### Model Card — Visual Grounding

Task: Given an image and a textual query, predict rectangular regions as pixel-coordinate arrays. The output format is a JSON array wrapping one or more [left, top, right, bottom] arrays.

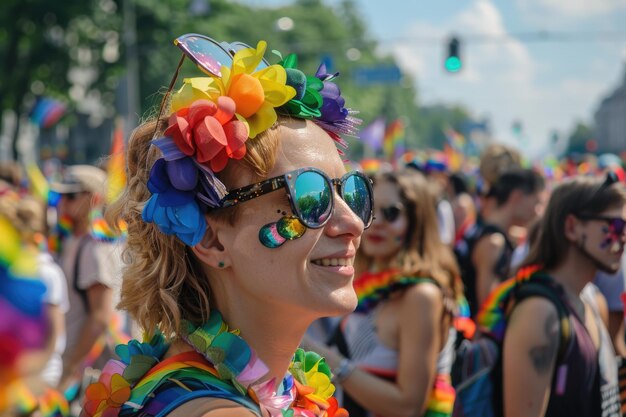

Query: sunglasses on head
[[376, 204, 404, 223], [577, 214, 626, 238], [154, 34, 269, 137], [218, 167, 374, 229]]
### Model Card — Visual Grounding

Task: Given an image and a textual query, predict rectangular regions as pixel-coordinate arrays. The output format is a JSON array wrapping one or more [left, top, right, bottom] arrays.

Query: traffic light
[[444, 37, 462, 73]]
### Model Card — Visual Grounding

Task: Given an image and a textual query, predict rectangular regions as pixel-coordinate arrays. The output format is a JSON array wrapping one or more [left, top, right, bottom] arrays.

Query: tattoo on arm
[[528, 312, 559, 374]]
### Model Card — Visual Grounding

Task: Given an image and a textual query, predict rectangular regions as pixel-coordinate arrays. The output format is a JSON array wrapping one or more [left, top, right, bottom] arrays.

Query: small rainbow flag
[[29, 97, 66, 129], [444, 127, 466, 151], [107, 119, 126, 204], [383, 119, 405, 161]]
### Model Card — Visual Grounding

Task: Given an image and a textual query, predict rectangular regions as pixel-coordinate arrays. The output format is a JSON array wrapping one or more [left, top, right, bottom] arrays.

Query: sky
[[240, 0, 626, 157]]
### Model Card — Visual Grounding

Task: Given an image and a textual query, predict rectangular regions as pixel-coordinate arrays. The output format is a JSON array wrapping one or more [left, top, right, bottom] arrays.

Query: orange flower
[[83, 373, 130, 417]]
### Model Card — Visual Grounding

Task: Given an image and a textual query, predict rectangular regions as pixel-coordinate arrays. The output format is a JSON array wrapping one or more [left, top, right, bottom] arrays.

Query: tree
[[565, 121, 593, 154]]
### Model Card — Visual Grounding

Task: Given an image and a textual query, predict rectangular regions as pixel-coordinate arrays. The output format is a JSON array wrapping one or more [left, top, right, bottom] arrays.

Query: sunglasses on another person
[[372, 203, 404, 223], [154, 33, 269, 135], [576, 214, 626, 239], [218, 167, 374, 230]]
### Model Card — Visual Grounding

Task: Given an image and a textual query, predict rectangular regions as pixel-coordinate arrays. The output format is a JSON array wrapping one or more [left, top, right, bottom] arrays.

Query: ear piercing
[[218, 261, 225, 268]]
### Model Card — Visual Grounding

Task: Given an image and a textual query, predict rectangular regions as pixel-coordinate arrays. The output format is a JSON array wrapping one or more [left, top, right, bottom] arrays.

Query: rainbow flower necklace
[[82, 310, 347, 417]]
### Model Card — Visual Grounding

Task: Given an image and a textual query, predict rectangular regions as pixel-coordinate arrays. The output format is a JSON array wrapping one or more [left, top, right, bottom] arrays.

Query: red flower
[[164, 97, 249, 172]]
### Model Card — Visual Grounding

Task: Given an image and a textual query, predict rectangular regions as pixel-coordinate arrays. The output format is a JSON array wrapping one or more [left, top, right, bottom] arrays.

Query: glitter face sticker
[[259, 216, 307, 248]]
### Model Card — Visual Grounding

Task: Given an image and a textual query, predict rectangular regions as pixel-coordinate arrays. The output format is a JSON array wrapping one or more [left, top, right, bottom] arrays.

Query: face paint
[[259, 216, 307, 248]]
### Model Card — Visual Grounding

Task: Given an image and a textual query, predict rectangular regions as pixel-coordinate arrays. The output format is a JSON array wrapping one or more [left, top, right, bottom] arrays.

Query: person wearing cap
[[52, 165, 124, 393]]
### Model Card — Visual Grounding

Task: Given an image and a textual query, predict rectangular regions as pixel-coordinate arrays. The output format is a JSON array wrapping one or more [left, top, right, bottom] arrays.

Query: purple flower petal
[[166, 158, 198, 191], [147, 159, 169, 193], [152, 137, 186, 161]]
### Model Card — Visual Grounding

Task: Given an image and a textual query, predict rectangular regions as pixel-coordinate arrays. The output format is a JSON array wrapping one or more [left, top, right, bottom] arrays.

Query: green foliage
[[0, 0, 473, 160], [565, 120, 593, 154]]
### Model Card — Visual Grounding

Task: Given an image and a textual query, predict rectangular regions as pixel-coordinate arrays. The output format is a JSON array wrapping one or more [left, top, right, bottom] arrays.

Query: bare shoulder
[[401, 281, 443, 313], [166, 398, 258, 417], [472, 232, 505, 262]]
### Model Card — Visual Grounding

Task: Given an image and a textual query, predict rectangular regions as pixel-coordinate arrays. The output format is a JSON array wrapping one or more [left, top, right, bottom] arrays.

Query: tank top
[[543, 282, 620, 417], [338, 281, 456, 417], [454, 223, 514, 317]]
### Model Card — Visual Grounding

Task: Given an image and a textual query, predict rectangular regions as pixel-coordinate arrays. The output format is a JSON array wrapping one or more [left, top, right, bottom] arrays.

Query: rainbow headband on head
[[142, 34, 361, 246]]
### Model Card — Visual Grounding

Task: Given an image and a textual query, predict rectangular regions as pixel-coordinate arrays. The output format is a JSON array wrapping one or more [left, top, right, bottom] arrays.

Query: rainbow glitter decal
[[259, 223, 286, 248], [258, 216, 306, 248], [277, 216, 306, 239]]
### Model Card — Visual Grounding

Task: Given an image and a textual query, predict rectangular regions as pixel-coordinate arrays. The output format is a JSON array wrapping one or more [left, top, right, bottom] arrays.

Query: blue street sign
[[352, 65, 402, 85]]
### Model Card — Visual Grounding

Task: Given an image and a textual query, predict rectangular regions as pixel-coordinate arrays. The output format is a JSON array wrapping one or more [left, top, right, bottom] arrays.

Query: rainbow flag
[[29, 97, 66, 129], [26, 163, 49, 202], [383, 119, 405, 161], [444, 127, 465, 151], [107, 119, 126, 204]]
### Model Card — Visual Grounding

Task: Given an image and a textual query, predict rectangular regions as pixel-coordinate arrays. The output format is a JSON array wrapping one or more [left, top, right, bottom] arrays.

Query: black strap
[[72, 236, 90, 313], [510, 278, 572, 363]]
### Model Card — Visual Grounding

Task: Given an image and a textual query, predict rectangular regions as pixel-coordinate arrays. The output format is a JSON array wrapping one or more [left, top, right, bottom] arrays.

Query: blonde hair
[[479, 143, 522, 188], [357, 170, 462, 300], [0, 193, 46, 245], [106, 117, 281, 337]]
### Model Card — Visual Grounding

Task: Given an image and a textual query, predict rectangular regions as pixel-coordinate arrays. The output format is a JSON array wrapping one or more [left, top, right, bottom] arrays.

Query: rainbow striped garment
[[352, 269, 459, 417]]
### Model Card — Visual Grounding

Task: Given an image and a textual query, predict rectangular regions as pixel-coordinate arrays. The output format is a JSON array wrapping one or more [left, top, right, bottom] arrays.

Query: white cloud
[[517, 0, 626, 18], [388, 0, 549, 156]]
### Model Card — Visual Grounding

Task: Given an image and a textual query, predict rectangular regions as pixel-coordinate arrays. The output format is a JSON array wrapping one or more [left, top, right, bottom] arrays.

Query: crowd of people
[[0, 32, 625, 417]]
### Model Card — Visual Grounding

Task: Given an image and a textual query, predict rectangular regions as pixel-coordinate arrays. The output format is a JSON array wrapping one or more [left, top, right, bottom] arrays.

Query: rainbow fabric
[[30, 97, 66, 129], [383, 119, 405, 161], [476, 264, 542, 341], [353, 269, 433, 313], [107, 119, 126, 204], [89, 209, 127, 242], [424, 374, 456, 417]]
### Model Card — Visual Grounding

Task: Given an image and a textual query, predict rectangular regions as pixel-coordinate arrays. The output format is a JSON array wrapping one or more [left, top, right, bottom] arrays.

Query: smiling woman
[[81, 33, 370, 417]]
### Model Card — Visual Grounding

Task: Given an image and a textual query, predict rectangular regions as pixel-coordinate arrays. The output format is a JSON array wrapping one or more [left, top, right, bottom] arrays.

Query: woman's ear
[[191, 218, 232, 270], [563, 213, 580, 243]]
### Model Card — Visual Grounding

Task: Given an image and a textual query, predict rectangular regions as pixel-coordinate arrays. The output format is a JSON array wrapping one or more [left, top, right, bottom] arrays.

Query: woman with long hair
[[499, 173, 625, 417], [80, 34, 373, 417], [304, 169, 462, 417]]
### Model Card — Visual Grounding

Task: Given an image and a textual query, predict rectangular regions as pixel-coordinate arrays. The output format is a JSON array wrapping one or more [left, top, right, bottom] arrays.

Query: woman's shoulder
[[166, 397, 259, 417], [399, 278, 443, 310]]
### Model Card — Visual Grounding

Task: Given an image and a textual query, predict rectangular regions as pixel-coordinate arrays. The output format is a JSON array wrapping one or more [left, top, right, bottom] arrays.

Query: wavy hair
[[106, 116, 281, 338]]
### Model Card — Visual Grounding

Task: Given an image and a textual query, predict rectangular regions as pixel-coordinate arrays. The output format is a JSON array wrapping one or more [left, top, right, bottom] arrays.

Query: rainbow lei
[[81, 310, 347, 417]]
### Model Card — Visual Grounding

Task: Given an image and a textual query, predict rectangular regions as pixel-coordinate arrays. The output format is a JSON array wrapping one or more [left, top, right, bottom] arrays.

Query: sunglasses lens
[[381, 206, 401, 223], [610, 219, 626, 237], [175, 34, 235, 77], [223, 41, 270, 72], [294, 171, 332, 228], [343, 173, 373, 226]]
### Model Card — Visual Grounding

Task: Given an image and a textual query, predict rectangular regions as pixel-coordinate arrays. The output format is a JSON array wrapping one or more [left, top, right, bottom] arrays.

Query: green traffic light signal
[[445, 56, 462, 72], [445, 36, 462, 73]]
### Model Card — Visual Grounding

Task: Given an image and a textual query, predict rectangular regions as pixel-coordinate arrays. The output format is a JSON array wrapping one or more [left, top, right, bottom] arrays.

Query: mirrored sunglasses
[[218, 167, 374, 229]]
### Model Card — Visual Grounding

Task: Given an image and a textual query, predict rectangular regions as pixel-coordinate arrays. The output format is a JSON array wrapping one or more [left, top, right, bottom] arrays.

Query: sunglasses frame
[[576, 214, 626, 237], [218, 167, 374, 229], [153, 33, 270, 138]]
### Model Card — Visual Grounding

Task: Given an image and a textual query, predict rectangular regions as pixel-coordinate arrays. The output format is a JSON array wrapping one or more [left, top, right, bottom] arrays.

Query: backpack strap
[[72, 236, 90, 312], [508, 279, 572, 363]]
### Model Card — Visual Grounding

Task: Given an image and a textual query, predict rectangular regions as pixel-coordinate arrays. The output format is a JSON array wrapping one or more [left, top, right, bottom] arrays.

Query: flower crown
[[143, 39, 361, 246]]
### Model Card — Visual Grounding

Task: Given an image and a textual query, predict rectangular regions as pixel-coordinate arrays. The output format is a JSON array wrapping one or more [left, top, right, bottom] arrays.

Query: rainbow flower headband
[[142, 34, 361, 246]]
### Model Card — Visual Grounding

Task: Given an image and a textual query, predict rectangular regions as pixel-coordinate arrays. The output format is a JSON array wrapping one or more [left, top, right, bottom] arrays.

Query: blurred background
[[1, 0, 625, 168]]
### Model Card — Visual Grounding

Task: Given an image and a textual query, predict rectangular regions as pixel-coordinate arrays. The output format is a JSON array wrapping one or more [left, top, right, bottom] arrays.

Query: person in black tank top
[[501, 172, 626, 417], [455, 169, 544, 317]]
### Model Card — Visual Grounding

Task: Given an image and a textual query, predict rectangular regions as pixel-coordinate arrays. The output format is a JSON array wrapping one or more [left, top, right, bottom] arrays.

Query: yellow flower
[[171, 77, 222, 112], [219, 41, 296, 138], [304, 360, 335, 401]]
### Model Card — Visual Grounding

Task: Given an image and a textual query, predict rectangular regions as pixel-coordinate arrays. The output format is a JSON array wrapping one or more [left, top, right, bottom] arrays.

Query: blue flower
[[142, 157, 206, 246]]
